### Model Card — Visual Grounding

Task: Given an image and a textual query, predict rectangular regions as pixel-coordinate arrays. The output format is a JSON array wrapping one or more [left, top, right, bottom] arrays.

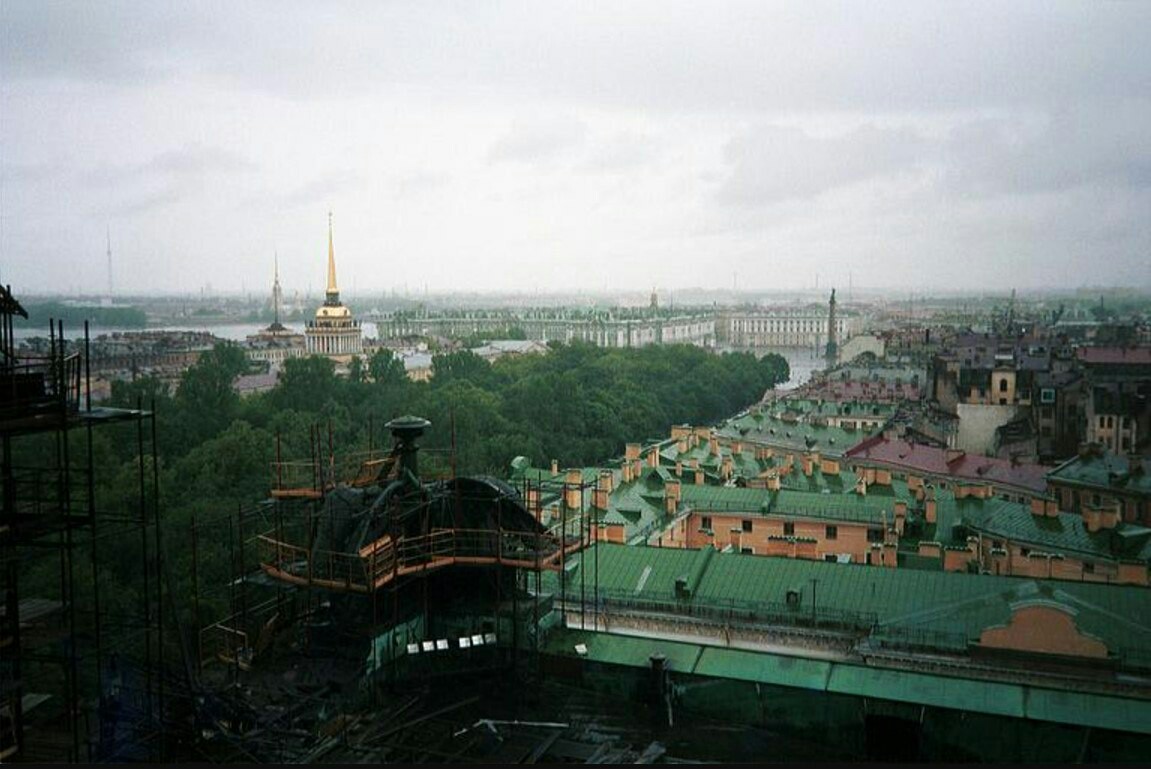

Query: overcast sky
[[2, 1, 1149, 297]]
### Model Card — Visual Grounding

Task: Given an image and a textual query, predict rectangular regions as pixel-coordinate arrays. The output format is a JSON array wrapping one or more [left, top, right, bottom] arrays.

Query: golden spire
[[326, 211, 338, 295]]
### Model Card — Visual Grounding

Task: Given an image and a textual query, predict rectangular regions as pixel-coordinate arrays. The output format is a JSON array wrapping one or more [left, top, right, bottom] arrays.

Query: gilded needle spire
[[326, 211, 338, 297]]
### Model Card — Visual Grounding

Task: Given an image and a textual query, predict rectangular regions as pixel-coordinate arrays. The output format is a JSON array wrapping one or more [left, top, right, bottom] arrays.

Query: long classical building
[[380, 307, 715, 348], [377, 293, 863, 352], [717, 304, 857, 351], [305, 214, 363, 359]]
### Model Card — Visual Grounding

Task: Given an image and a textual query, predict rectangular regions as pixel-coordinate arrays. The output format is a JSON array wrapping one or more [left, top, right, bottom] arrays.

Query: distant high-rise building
[[305, 213, 362, 358]]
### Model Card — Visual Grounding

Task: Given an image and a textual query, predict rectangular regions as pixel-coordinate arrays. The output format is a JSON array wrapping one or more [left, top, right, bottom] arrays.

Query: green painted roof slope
[[570, 544, 1151, 656], [1048, 451, 1151, 496], [545, 628, 1151, 735], [955, 496, 1151, 562]]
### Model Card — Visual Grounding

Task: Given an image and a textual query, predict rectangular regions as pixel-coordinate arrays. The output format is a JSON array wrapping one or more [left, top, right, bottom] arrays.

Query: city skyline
[[3, 1, 1150, 294]]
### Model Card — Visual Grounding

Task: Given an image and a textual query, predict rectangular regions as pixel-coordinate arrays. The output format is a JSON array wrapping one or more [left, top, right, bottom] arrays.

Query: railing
[[869, 625, 970, 654], [565, 586, 878, 633], [0, 465, 93, 521], [0, 352, 82, 420], [198, 597, 284, 668], [258, 526, 579, 592], [269, 459, 325, 498]]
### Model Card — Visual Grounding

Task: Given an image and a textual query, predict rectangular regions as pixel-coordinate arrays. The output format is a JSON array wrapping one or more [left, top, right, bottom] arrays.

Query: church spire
[[272, 251, 283, 327], [326, 211, 338, 298]]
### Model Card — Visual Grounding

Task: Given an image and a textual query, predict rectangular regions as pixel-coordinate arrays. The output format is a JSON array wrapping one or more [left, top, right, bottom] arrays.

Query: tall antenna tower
[[106, 225, 113, 297]]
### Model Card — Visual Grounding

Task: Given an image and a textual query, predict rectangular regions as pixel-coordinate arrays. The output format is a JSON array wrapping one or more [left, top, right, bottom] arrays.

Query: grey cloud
[[940, 106, 1151, 198], [717, 101, 1151, 210], [2, 0, 230, 84], [4, 2, 1150, 293], [276, 171, 365, 209], [86, 144, 255, 186], [581, 132, 659, 173], [717, 124, 926, 205], [7, 3, 1150, 116], [487, 116, 587, 164], [104, 186, 185, 217], [3, 161, 62, 184], [396, 171, 451, 197]]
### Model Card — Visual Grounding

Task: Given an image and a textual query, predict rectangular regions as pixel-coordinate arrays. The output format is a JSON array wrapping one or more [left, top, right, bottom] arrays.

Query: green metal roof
[[678, 483, 899, 526], [545, 627, 1151, 734], [826, 665, 1025, 718], [695, 647, 833, 690], [679, 484, 772, 513], [716, 412, 872, 459], [955, 496, 1151, 562], [1048, 451, 1151, 497], [773, 398, 899, 419], [573, 544, 1151, 655], [773, 489, 894, 525], [542, 629, 704, 672], [581, 544, 712, 598]]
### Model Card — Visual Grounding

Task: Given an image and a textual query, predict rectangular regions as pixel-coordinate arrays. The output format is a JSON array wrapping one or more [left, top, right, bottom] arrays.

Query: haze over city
[[3, 1, 1150, 296]]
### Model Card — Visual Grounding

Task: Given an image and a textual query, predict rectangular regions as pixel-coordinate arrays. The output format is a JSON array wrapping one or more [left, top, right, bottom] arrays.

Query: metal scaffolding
[[1, 282, 167, 762]]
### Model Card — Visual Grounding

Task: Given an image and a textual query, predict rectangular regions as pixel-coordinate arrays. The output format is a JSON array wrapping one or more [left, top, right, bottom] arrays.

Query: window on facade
[[783, 521, 795, 536], [999, 379, 1008, 392], [741, 547, 754, 555], [825, 525, 838, 540], [742, 519, 753, 533], [701, 516, 712, 530], [824, 554, 837, 562], [1084, 562, 1095, 574], [867, 528, 884, 543], [1020, 547, 1031, 557]]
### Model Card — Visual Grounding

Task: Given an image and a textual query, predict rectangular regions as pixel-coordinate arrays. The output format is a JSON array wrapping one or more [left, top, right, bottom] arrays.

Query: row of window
[[1096, 414, 1128, 430], [700, 515, 848, 541]]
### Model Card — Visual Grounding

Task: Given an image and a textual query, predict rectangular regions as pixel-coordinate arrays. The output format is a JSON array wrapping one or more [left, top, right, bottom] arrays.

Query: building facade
[[305, 214, 362, 359], [718, 301, 856, 351]]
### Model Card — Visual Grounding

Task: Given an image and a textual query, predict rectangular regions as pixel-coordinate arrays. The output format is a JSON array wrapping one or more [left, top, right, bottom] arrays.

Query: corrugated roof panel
[[695, 647, 832, 690], [576, 545, 1151, 654], [827, 666, 1025, 718], [1024, 687, 1151, 735]]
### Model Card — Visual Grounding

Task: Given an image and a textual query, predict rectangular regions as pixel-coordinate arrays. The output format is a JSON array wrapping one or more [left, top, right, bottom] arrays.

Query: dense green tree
[[171, 342, 247, 446], [431, 349, 492, 387], [59, 341, 789, 636], [270, 356, 339, 412], [368, 348, 407, 385], [347, 355, 365, 383]]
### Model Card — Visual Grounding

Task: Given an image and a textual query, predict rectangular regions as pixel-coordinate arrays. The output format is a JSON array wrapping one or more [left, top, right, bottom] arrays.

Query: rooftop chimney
[[385, 415, 431, 483]]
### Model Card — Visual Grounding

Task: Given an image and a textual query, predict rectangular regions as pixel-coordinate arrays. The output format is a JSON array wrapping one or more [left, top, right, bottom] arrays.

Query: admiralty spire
[[305, 212, 363, 359]]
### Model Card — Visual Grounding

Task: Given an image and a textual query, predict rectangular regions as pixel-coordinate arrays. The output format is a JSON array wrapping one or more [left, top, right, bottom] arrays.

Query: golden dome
[[316, 304, 352, 320]]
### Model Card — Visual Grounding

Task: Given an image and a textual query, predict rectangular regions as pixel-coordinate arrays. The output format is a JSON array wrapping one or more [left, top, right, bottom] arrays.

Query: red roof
[[844, 437, 1049, 494], [1076, 346, 1151, 365]]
